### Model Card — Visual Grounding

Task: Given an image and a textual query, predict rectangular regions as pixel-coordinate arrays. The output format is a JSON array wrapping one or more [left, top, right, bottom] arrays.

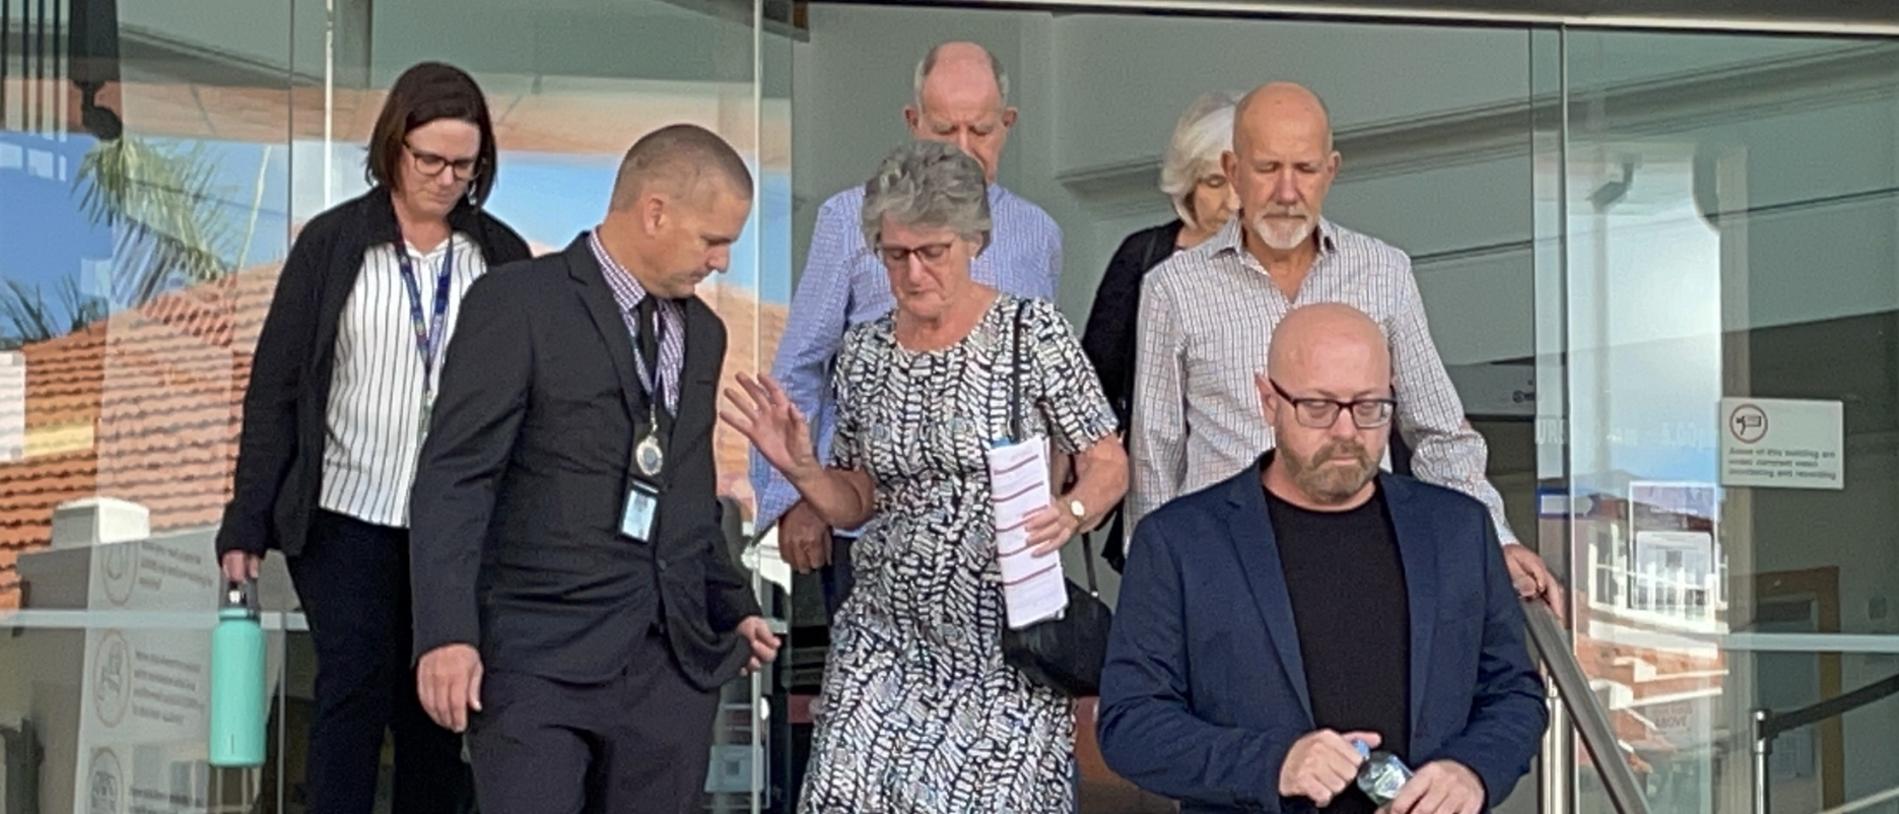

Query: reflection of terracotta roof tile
[[0, 257, 785, 609], [0, 267, 272, 603]]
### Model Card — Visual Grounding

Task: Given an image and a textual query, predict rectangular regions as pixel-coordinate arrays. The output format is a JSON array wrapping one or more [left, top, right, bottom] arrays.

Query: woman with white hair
[[1080, 91, 1239, 571], [724, 140, 1127, 811]]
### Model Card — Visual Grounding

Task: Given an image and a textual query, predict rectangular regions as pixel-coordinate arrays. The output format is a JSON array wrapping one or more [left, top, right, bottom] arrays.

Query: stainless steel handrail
[[1522, 599, 1652, 814]]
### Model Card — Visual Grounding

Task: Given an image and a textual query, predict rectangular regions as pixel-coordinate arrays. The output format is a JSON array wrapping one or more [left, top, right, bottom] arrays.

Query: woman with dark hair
[[215, 61, 529, 814]]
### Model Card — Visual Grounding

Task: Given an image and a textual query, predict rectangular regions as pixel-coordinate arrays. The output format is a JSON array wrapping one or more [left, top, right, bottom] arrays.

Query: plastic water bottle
[[1354, 738, 1414, 805], [209, 580, 266, 767]]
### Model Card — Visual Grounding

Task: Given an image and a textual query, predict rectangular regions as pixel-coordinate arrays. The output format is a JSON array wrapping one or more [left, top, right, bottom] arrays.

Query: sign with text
[[1718, 398, 1843, 490], [74, 535, 220, 814]]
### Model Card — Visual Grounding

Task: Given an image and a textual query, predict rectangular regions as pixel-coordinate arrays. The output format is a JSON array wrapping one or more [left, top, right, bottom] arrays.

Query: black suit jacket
[[216, 189, 530, 560], [409, 236, 760, 690]]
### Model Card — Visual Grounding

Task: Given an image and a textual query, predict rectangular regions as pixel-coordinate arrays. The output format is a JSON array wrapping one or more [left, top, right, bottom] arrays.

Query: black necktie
[[634, 296, 663, 405]]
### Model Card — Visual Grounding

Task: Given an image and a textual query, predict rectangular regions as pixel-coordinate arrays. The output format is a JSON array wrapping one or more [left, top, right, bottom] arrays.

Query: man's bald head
[[1235, 82, 1332, 153], [1268, 303, 1388, 385], [907, 41, 1016, 184], [609, 123, 754, 211], [915, 41, 1009, 108]]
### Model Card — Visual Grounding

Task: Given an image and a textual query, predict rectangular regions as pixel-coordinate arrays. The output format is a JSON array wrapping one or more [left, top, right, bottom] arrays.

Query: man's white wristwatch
[[1066, 498, 1087, 524]]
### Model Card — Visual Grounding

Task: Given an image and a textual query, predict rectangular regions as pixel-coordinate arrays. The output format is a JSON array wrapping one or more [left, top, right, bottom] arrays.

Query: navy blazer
[[1098, 459, 1547, 813]]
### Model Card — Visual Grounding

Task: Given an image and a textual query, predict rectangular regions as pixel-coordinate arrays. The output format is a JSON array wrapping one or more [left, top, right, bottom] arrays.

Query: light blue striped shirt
[[751, 183, 1063, 530]]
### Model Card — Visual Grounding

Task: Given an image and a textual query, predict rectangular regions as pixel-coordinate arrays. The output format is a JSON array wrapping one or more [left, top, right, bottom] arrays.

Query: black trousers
[[287, 510, 470, 814], [466, 630, 721, 813]]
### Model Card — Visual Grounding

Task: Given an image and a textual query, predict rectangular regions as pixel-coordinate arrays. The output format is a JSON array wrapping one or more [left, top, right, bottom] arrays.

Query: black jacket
[[216, 189, 531, 560], [408, 236, 760, 690], [1079, 220, 1183, 571], [1081, 220, 1183, 432]]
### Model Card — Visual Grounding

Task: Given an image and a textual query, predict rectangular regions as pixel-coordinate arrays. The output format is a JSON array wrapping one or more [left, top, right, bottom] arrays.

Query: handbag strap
[[1080, 529, 1101, 597], [1007, 298, 1101, 598], [1008, 298, 1029, 441]]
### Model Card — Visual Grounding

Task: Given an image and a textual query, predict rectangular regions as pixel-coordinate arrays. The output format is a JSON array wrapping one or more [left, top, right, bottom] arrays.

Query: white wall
[[1047, 16, 1530, 174], [791, 8, 1897, 364]]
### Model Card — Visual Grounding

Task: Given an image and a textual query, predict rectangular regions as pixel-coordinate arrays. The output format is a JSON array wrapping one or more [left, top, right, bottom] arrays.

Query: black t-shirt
[[1266, 484, 1411, 814]]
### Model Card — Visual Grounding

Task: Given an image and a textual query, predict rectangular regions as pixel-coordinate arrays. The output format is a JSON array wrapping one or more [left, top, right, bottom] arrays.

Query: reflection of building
[[0, 262, 785, 609], [1556, 488, 1730, 780]]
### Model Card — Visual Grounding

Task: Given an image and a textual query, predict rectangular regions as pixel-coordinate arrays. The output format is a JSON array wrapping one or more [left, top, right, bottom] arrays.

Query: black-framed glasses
[[1269, 379, 1395, 429], [405, 141, 480, 180], [876, 241, 954, 268]]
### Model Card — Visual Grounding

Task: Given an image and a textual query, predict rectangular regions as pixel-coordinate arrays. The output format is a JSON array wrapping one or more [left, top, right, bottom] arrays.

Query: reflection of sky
[[1569, 172, 1723, 490], [0, 132, 293, 308], [1, 132, 111, 291], [0, 133, 790, 323]]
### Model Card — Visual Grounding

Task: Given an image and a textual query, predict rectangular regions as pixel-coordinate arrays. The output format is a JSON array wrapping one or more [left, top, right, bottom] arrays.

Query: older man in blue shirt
[[751, 40, 1063, 616]]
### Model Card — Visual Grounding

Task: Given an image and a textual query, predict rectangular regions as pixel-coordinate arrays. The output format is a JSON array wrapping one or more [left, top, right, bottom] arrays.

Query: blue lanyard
[[395, 239, 454, 392]]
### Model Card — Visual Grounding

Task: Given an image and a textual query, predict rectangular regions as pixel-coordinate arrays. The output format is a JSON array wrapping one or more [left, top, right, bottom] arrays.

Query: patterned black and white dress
[[799, 294, 1118, 813]]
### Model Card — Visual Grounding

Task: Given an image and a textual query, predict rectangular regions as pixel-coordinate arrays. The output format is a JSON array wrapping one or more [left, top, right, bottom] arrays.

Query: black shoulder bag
[[999, 300, 1116, 698]]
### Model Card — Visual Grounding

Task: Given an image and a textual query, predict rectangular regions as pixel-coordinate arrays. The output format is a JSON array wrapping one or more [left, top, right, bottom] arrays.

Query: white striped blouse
[[318, 232, 487, 528]]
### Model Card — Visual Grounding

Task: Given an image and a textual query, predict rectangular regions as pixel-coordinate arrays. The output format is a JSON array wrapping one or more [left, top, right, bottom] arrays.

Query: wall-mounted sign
[[1718, 398, 1843, 490]]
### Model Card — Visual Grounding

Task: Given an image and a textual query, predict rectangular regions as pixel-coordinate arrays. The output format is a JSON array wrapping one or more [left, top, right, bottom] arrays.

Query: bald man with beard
[[1100, 304, 1547, 814]]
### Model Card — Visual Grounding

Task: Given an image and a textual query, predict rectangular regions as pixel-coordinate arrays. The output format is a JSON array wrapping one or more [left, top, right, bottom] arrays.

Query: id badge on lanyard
[[396, 241, 454, 449], [620, 478, 661, 542], [622, 327, 668, 543], [621, 402, 667, 543]]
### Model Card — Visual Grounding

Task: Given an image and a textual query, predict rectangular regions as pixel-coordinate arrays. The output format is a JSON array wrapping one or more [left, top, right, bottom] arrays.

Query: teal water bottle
[[1354, 738, 1414, 805], [209, 579, 266, 767]]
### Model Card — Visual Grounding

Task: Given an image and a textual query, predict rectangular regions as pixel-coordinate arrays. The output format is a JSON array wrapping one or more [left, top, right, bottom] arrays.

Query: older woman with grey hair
[[725, 140, 1126, 812], [1080, 90, 1239, 571]]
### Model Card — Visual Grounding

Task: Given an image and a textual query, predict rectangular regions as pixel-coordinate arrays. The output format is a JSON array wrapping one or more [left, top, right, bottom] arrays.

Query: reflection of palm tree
[[1, 137, 259, 349], [74, 136, 233, 306], [0, 277, 108, 350]]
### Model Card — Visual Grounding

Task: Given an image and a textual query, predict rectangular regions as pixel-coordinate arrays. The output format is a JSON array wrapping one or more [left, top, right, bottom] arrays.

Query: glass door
[[1546, 27, 1899, 814], [0, 1, 783, 810]]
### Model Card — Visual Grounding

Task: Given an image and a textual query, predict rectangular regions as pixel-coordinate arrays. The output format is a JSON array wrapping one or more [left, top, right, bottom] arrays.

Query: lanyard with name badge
[[619, 297, 674, 543], [395, 239, 454, 449]]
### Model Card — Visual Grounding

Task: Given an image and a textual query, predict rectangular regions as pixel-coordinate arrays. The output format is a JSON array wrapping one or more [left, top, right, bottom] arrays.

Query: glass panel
[[1526, 27, 1568, 814], [0, 595, 298, 814], [1, 0, 301, 809], [2, 1, 777, 811], [1560, 28, 1899, 814], [755, 5, 797, 812]]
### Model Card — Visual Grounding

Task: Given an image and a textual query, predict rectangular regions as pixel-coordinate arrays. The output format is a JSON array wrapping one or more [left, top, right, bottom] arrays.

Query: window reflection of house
[[1555, 484, 1730, 787]]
